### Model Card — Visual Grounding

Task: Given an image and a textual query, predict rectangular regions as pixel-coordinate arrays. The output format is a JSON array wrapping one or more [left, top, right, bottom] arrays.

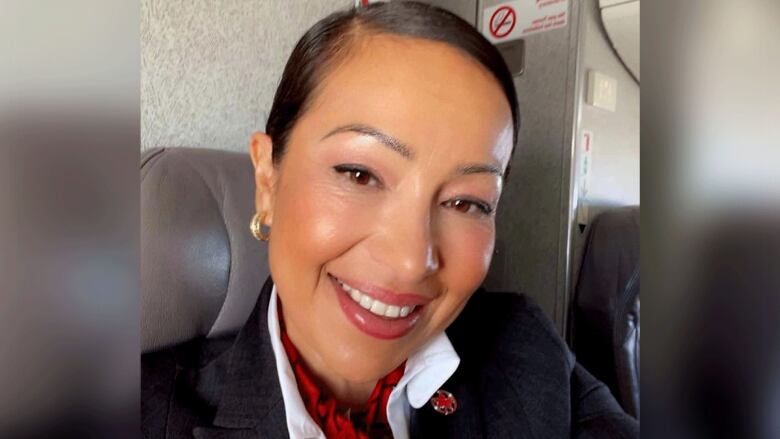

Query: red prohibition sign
[[489, 6, 516, 39]]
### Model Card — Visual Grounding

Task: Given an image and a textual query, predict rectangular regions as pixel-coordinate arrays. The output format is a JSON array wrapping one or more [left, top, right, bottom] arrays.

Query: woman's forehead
[[317, 35, 507, 112], [299, 34, 514, 165]]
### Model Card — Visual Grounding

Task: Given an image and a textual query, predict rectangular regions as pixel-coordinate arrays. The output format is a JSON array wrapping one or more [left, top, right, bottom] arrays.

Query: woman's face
[[252, 35, 514, 385]]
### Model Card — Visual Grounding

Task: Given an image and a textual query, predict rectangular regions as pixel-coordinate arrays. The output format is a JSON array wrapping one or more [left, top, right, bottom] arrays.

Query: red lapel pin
[[430, 389, 457, 415]]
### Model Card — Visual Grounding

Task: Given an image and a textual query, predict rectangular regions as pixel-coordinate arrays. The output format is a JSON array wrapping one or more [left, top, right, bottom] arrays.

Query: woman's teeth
[[337, 279, 416, 319]]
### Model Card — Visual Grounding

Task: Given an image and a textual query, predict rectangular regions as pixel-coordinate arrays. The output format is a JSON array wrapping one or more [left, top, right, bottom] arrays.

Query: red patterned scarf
[[279, 315, 405, 438]]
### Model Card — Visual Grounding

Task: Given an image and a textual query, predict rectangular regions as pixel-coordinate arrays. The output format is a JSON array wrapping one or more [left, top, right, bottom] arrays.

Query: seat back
[[141, 147, 268, 353], [570, 206, 640, 418]]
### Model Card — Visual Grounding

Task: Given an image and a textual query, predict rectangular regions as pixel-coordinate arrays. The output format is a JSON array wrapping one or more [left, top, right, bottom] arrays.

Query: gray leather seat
[[141, 147, 268, 353], [569, 206, 640, 418]]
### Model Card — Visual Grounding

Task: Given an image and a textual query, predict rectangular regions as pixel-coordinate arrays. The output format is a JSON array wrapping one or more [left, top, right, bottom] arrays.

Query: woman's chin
[[325, 354, 405, 385]]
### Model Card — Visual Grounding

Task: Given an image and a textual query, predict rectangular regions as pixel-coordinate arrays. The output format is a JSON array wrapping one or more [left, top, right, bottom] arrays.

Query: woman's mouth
[[328, 273, 427, 339], [339, 278, 417, 318]]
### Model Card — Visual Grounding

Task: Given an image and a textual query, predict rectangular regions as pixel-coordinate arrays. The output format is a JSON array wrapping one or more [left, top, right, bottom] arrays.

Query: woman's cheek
[[422, 219, 494, 335], [440, 216, 495, 286], [285, 178, 378, 249]]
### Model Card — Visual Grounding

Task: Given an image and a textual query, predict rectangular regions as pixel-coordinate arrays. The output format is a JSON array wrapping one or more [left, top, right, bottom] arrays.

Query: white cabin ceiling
[[599, 0, 640, 81]]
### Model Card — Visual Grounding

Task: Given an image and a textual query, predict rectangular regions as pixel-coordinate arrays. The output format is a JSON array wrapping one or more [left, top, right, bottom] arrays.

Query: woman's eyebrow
[[322, 124, 502, 178], [321, 123, 414, 159], [456, 163, 503, 178]]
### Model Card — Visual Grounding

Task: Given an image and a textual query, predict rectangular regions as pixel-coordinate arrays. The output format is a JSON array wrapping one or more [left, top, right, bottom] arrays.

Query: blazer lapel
[[428, 291, 572, 439], [195, 277, 290, 439], [409, 291, 552, 439], [192, 403, 288, 439], [192, 426, 263, 439], [408, 365, 485, 439]]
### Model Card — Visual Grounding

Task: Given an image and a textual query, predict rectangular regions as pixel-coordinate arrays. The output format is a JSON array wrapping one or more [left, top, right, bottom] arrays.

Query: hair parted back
[[265, 1, 520, 165]]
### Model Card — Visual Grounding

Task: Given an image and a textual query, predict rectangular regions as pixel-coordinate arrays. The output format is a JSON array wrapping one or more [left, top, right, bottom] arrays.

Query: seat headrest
[[141, 147, 268, 353]]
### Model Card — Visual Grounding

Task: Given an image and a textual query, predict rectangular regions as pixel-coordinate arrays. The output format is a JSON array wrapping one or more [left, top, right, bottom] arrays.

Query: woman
[[142, 2, 637, 438]]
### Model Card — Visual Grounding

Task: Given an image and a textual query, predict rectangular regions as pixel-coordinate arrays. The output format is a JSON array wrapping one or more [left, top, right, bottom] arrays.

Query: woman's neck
[[316, 369, 377, 408], [284, 318, 377, 407]]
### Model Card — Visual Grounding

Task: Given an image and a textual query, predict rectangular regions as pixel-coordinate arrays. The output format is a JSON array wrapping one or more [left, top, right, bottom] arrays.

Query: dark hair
[[265, 1, 519, 165]]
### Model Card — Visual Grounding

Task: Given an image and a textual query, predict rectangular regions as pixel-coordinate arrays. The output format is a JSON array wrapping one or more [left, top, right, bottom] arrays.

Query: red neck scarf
[[279, 316, 405, 439]]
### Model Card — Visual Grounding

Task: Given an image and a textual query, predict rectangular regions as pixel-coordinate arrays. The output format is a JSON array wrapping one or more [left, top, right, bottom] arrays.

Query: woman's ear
[[249, 131, 277, 227]]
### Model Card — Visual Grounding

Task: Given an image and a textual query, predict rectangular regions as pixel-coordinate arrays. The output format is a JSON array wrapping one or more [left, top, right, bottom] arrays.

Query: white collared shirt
[[267, 285, 460, 439]]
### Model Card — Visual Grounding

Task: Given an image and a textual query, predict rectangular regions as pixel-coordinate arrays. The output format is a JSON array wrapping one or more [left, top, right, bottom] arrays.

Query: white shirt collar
[[267, 284, 460, 439]]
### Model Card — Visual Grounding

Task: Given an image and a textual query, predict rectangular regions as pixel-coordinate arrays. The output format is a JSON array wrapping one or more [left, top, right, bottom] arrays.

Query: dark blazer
[[142, 277, 638, 438]]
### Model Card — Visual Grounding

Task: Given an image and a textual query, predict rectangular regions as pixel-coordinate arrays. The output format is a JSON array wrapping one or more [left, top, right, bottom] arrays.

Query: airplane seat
[[569, 206, 640, 418], [141, 147, 268, 353]]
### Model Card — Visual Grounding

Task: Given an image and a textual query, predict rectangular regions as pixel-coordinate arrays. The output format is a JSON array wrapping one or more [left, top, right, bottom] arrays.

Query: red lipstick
[[328, 274, 426, 340]]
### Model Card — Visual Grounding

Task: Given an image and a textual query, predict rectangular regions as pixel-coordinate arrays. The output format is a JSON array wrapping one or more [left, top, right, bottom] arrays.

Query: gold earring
[[250, 212, 270, 241]]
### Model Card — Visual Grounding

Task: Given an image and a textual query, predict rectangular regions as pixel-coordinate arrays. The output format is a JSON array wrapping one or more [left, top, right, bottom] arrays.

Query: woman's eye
[[443, 199, 494, 216], [333, 165, 381, 187]]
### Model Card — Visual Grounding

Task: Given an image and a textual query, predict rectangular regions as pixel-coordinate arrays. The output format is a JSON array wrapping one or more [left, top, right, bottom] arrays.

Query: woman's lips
[[328, 273, 425, 340], [333, 274, 433, 306]]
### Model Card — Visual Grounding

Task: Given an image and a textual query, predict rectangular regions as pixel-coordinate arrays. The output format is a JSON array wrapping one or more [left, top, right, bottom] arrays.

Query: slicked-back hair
[[265, 1, 519, 165]]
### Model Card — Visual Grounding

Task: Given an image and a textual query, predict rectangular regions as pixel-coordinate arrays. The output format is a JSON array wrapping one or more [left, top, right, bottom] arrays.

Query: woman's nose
[[370, 207, 441, 284]]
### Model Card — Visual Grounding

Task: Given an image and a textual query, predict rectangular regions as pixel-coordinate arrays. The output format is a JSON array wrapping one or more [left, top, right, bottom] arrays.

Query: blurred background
[[1, 0, 779, 437], [1, 1, 139, 437]]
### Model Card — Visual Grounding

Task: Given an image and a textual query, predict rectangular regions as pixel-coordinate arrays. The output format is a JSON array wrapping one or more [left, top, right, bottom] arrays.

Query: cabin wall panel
[[579, 0, 640, 212], [570, 0, 640, 287], [141, 0, 351, 152]]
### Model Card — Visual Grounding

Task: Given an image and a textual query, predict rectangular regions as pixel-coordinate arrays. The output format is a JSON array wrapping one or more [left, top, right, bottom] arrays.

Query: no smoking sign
[[482, 0, 569, 44], [489, 6, 516, 39]]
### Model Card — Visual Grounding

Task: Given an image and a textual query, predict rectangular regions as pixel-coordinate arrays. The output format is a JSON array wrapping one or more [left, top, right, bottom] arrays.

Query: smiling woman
[[142, 2, 637, 439]]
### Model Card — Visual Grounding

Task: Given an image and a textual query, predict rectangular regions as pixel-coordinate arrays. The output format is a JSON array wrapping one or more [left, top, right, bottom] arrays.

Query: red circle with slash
[[489, 5, 516, 39]]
